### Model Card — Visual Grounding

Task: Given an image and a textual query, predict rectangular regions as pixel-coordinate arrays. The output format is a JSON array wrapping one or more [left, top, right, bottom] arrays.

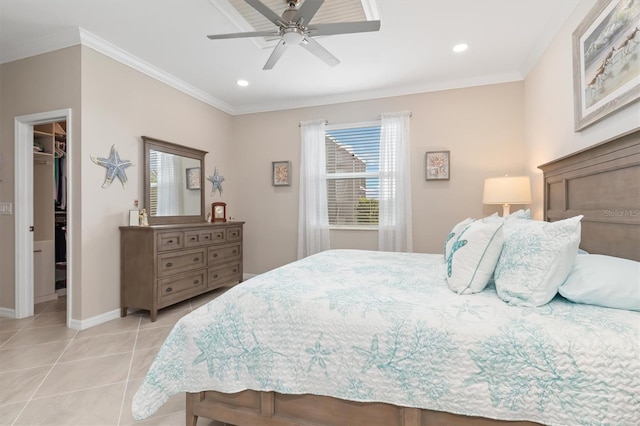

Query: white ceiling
[[0, 0, 581, 115]]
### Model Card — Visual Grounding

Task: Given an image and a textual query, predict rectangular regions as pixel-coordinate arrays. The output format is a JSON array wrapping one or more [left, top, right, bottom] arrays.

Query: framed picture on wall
[[272, 161, 291, 186], [425, 151, 450, 180], [572, 0, 640, 131], [186, 167, 201, 190]]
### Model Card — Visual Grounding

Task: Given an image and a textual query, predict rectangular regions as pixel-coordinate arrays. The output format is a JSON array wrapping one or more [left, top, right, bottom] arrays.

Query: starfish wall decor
[[207, 167, 225, 197], [90, 144, 133, 188]]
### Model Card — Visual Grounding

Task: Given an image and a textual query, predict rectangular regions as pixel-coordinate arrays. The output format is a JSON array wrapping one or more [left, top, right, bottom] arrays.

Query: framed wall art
[[572, 0, 640, 131], [272, 161, 291, 186], [186, 167, 201, 190], [425, 151, 450, 181]]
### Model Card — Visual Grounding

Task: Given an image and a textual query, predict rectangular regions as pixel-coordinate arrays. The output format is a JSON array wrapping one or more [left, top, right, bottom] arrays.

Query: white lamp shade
[[483, 176, 532, 205]]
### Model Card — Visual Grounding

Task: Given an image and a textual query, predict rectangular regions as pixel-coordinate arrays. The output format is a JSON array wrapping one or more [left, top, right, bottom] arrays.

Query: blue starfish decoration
[[207, 167, 225, 196], [90, 145, 133, 188]]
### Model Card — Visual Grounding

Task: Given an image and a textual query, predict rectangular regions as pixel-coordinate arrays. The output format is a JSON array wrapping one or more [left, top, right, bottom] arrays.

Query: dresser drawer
[[157, 232, 183, 252], [227, 226, 242, 242], [209, 262, 241, 288], [185, 229, 225, 247], [158, 270, 206, 305], [158, 247, 207, 277], [208, 243, 241, 264]]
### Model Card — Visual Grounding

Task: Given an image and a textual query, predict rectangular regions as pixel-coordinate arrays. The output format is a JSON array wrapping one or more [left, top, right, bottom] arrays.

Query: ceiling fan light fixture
[[282, 27, 305, 45], [236, 79, 249, 87], [453, 43, 468, 53]]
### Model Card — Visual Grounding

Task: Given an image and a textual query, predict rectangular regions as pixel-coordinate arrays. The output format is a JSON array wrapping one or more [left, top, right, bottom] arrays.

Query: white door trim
[[15, 109, 73, 328]]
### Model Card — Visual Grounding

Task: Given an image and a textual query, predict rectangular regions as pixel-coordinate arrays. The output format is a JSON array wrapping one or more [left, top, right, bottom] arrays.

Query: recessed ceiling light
[[236, 79, 249, 87], [452, 43, 468, 53]]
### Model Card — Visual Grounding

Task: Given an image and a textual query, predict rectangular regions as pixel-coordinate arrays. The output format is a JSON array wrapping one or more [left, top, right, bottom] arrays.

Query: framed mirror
[[142, 136, 207, 225]]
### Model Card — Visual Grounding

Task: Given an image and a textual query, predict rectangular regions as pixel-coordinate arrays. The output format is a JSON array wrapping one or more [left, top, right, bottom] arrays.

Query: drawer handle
[[193, 257, 200, 262], [167, 240, 173, 243], [190, 237, 197, 241], [213, 274, 218, 279], [166, 262, 173, 268], [204, 236, 210, 240], [213, 253, 218, 258], [166, 287, 173, 293], [232, 249, 237, 254], [34, 249, 43, 253], [233, 268, 238, 273], [193, 279, 200, 285]]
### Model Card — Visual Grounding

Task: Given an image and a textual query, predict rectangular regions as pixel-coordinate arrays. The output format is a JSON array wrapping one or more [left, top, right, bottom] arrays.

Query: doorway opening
[[14, 109, 73, 328]]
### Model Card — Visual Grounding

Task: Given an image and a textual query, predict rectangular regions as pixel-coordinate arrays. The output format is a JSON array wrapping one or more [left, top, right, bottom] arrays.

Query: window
[[325, 122, 381, 227]]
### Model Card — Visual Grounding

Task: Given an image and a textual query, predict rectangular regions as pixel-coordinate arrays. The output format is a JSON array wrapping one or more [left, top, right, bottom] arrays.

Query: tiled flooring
[[0, 290, 228, 426]]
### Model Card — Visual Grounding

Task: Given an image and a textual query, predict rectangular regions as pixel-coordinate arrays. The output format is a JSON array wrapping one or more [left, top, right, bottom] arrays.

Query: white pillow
[[446, 220, 504, 294], [559, 254, 640, 311], [494, 215, 583, 307], [444, 218, 473, 260]]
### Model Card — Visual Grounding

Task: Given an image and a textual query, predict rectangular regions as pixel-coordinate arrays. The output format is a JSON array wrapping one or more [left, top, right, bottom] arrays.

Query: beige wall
[[79, 46, 234, 319], [0, 47, 82, 311], [0, 46, 234, 321], [524, 0, 640, 219], [232, 82, 526, 274]]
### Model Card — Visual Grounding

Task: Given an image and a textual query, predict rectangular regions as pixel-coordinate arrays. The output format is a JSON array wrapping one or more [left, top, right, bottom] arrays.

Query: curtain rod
[[298, 112, 412, 127]]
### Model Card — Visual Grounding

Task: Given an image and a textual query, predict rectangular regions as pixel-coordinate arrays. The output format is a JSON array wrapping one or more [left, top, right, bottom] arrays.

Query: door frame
[[15, 109, 73, 328]]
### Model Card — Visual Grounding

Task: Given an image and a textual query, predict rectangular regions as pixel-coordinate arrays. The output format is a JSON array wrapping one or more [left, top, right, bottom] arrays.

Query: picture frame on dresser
[[572, 0, 640, 131]]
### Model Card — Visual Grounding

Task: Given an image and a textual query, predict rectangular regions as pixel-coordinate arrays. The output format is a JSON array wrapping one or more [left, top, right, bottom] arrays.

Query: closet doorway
[[14, 109, 73, 328]]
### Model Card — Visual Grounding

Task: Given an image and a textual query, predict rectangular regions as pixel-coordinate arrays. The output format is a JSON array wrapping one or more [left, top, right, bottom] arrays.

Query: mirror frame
[[142, 136, 207, 225]]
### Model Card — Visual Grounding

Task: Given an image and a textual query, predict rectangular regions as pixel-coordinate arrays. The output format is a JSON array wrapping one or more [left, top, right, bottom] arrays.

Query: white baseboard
[[34, 293, 58, 304], [0, 307, 16, 319], [68, 308, 122, 330]]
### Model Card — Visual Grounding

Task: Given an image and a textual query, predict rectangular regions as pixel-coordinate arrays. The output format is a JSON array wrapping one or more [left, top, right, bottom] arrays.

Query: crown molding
[[78, 29, 234, 114]]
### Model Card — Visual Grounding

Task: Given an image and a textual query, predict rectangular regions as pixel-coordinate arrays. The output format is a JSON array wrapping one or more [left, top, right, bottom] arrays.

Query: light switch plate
[[0, 202, 13, 215]]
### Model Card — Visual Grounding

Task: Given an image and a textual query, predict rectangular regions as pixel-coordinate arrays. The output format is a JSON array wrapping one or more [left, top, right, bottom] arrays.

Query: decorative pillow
[[446, 220, 504, 294], [559, 254, 640, 311], [494, 215, 583, 307], [444, 218, 473, 260]]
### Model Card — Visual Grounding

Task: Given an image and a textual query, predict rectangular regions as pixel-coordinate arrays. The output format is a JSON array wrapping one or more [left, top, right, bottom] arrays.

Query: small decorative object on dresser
[[272, 161, 291, 186], [425, 150, 450, 180], [120, 221, 244, 321], [211, 202, 226, 222]]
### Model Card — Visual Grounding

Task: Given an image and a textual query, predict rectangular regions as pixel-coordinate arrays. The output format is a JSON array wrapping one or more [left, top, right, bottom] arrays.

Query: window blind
[[325, 124, 381, 226]]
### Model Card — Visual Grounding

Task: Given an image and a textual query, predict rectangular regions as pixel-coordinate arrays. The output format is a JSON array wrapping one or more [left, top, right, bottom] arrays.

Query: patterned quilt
[[132, 249, 640, 425]]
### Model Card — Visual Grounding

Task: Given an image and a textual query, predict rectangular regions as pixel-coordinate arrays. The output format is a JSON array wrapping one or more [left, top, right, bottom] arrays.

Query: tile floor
[[0, 290, 229, 426]]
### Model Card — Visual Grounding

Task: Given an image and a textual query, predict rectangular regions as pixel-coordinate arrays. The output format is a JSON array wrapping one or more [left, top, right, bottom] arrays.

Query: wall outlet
[[0, 202, 12, 215]]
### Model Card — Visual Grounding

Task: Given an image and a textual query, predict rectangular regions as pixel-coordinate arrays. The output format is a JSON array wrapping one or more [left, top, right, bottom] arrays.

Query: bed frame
[[186, 129, 640, 426]]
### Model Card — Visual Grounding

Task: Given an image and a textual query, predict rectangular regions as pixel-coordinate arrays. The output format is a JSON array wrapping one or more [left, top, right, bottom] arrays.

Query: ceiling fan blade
[[207, 30, 279, 40], [294, 0, 324, 25], [263, 39, 288, 70], [245, 0, 285, 26], [308, 20, 381, 36], [300, 37, 339, 67]]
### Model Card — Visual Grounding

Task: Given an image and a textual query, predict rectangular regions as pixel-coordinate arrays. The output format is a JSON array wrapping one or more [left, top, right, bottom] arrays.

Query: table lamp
[[483, 175, 532, 216]]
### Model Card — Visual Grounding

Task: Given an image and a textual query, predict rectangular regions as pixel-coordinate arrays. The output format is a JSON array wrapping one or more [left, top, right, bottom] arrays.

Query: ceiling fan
[[207, 0, 381, 70]]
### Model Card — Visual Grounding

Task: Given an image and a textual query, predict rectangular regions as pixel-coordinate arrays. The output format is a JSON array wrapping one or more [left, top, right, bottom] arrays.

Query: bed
[[132, 129, 640, 426]]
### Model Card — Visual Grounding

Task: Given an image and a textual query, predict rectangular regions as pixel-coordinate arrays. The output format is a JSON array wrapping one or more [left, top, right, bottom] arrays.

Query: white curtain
[[378, 111, 413, 252], [156, 152, 182, 215], [297, 119, 330, 259]]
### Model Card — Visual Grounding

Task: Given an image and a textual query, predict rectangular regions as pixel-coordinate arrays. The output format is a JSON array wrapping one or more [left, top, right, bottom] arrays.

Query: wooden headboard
[[538, 129, 640, 261]]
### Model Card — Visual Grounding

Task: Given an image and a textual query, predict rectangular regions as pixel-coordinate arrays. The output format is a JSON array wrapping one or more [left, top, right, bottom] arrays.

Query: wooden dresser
[[120, 221, 244, 321]]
